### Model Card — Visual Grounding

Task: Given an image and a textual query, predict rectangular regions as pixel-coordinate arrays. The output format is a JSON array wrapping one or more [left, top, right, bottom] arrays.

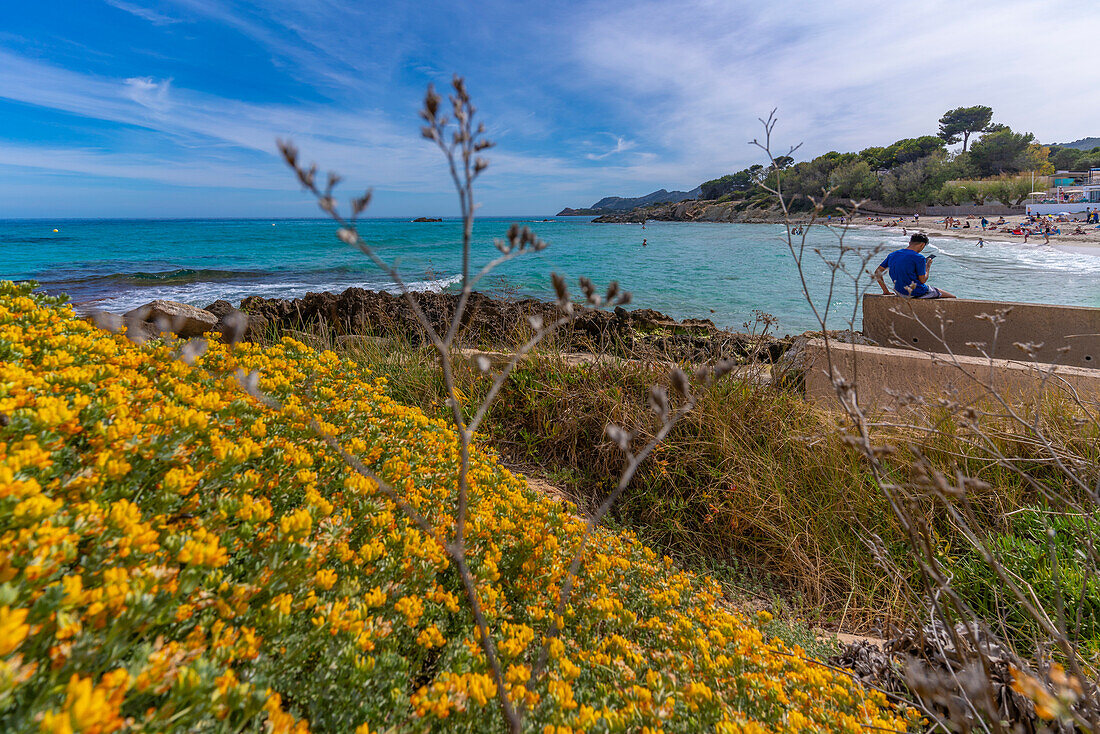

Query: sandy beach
[[847, 213, 1100, 252]]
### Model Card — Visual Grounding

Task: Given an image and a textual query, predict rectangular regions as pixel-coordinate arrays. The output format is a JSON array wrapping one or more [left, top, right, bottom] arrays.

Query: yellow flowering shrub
[[0, 282, 912, 733]]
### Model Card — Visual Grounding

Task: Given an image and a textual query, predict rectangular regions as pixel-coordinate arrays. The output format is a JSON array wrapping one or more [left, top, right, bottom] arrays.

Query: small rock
[[204, 300, 251, 343], [123, 300, 217, 338]]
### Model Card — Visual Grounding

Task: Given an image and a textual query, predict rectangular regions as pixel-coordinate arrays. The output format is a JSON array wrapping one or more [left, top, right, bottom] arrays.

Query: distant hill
[[558, 187, 701, 216], [1052, 137, 1100, 151]]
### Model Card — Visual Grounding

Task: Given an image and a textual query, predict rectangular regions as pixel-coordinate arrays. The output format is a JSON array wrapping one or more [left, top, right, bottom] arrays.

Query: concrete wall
[[1026, 203, 1098, 216], [802, 338, 1100, 413], [924, 204, 1023, 216], [862, 294, 1100, 370], [858, 204, 1023, 216]]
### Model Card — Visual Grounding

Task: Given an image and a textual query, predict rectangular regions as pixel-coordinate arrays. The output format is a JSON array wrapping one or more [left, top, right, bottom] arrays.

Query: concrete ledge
[[862, 294, 1100, 369], [803, 338, 1100, 412]]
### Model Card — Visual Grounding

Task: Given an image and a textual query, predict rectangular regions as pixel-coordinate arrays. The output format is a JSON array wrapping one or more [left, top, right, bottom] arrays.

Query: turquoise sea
[[4, 217, 1100, 336]]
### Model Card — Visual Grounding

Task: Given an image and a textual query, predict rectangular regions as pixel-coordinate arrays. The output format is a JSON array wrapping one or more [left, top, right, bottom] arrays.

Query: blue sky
[[1, 0, 1099, 218]]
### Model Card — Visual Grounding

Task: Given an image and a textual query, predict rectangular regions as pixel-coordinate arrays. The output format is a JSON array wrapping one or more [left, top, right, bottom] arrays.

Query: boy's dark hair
[[910, 233, 929, 245]]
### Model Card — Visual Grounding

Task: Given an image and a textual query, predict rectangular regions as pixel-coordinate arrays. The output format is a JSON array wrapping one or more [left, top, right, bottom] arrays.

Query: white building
[[1026, 168, 1100, 215]]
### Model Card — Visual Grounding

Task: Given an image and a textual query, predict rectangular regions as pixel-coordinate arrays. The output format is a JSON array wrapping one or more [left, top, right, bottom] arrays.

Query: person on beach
[[873, 232, 955, 299], [981, 217, 988, 231], [977, 238, 985, 248]]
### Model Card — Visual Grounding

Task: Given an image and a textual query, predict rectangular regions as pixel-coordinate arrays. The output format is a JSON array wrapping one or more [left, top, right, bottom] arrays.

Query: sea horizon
[[5, 216, 1100, 336]]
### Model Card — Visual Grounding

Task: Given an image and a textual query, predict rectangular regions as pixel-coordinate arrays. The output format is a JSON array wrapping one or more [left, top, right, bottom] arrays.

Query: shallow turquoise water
[[3, 217, 1098, 335]]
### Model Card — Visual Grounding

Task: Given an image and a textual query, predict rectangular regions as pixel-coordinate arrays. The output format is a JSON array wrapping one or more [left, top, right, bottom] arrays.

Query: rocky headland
[[231, 288, 790, 363], [589, 199, 789, 224]]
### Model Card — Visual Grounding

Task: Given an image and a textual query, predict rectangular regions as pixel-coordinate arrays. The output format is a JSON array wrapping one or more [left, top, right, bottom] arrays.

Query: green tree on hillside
[[828, 159, 879, 201], [886, 136, 947, 166], [937, 105, 994, 151], [1049, 145, 1100, 171], [968, 128, 1036, 176]]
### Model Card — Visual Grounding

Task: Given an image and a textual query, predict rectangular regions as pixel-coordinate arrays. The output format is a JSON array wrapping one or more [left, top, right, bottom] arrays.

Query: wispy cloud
[[586, 135, 637, 160], [4, 0, 1100, 217], [103, 0, 180, 25], [124, 77, 173, 113]]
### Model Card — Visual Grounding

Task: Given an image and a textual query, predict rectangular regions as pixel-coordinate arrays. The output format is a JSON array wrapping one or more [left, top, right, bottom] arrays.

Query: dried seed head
[[648, 385, 670, 419], [235, 368, 260, 395], [221, 310, 249, 345], [423, 85, 440, 120], [712, 358, 736, 380], [89, 310, 123, 334], [123, 306, 151, 344], [277, 139, 298, 167], [670, 367, 690, 400], [474, 355, 491, 373], [551, 272, 569, 304], [605, 424, 632, 452], [352, 190, 373, 217], [298, 163, 317, 191], [178, 337, 208, 366], [337, 228, 358, 246], [578, 276, 600, 305], [528, 314, 544, 331]]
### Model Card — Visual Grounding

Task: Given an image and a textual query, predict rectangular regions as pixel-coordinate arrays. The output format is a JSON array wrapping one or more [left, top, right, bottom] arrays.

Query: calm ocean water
[[4, 217, 1099, 336]]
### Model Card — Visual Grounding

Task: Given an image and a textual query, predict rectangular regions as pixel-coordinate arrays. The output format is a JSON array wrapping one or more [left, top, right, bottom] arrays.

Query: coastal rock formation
[[412, 217, 443, 222], [123, 299, 218, 338], [236, 287, 787, 364], [204, 299, 254, 343], [556, 187, 702, 216], [590, 199, 784, 224]]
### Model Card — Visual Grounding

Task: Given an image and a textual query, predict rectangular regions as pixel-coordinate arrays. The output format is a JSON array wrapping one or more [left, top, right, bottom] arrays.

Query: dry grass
[[275, 318, 1094, 635]]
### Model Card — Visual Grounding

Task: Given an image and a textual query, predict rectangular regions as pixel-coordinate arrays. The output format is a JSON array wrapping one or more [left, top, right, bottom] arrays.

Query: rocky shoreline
[[588, 200, 792, 224], [229, 288, 790, 363]]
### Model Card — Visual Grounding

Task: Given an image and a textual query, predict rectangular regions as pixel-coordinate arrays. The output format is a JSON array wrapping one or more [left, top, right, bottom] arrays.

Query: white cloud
[[6, 0, 1100, 215], [0, 48, 653, 208], [103, 0, 180, 25], [569, 0, 1100, 184], [586, 135, 637, 160], [124, 77, 173, 113]]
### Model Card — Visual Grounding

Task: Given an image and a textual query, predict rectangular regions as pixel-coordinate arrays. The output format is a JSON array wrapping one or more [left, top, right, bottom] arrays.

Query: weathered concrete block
[[863, 294, 1100, 370], [803, 338, 1100, 413], [123, 300, 218, 338]]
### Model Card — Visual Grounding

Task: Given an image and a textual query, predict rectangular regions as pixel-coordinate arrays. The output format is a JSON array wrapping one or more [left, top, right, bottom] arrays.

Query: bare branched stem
[[278, 77, 688, 734]]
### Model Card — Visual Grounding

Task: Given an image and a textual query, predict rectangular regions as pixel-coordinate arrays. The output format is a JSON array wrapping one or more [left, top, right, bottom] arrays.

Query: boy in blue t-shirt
[[873, 233, 955, 299]]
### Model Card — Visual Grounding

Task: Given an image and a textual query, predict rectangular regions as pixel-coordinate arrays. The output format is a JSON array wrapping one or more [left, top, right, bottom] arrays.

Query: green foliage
[[884, 136, 947, 167], [937, 105, 994, 151], [700, 168, 756, 199], [827, 158, 879, 201], [690, 102, 1084, 211], [1049, 145, 1100, 172], [969, 128, 1036, 176], [948, 508, 1100, 655], [879, 155, 961, 206]]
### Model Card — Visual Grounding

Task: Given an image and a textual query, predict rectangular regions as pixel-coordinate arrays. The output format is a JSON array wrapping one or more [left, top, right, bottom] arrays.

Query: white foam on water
[[82, 273, 464, 313]]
